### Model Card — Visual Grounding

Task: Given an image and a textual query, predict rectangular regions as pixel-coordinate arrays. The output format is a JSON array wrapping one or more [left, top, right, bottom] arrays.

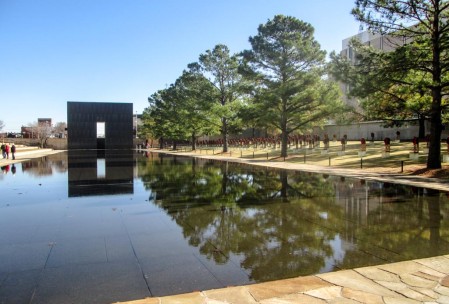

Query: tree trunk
[[427, 102, 442, 169], [427, 9, 443, 170], [281, 130, 288, 158], [173, 140, 177, 150], [280, 110, 288, 157], [418, 115, 426, 139], [280, 98, 288, 158], [222, 118, 228, 153], [191, 132, 196, 150], [159, 137, 164, 149]]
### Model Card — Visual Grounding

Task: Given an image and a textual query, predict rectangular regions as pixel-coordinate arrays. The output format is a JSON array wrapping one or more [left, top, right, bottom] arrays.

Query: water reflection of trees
[[21, 153, 68, 176], [137, 153, 449, 282], [137, 153, 341, 281]]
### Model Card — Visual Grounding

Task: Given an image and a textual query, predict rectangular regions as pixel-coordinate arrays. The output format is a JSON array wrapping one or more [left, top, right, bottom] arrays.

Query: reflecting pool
[[1, 151, 449, 303]]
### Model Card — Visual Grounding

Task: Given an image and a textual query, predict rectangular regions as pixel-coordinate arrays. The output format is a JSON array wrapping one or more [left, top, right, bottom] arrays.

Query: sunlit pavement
[[0, 146, 61, 166]]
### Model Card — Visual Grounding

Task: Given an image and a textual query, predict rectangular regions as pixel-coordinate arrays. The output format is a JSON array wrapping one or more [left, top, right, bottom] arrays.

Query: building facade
[[339, 30, 409, 109]]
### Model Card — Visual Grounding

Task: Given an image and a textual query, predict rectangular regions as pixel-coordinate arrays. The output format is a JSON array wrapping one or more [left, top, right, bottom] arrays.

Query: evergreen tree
[[332, 0, 449, 169], [189, 44, 244, 153], [241, 15, 342, 158]]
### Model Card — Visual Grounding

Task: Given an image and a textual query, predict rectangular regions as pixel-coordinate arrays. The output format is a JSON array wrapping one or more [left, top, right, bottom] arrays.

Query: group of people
[[0, 143, 16, 160], [1, 164, 16, 175]]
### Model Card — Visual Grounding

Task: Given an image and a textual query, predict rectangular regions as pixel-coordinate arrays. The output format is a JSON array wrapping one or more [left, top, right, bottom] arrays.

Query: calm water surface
[[1, 150, 449, 303]]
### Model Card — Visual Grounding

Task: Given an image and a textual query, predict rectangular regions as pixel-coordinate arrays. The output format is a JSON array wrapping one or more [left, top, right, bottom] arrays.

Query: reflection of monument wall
[[68, 150, 134, 197]]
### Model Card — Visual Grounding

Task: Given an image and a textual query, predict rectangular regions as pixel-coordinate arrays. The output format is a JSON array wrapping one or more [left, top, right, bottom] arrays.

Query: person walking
[[5, 144, 9, 159], [11, 144, 16, 160], [0, 143, 5, 159]]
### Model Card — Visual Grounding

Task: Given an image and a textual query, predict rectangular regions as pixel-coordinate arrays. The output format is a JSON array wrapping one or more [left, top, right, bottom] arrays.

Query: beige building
[[339, 30, 409, 110]]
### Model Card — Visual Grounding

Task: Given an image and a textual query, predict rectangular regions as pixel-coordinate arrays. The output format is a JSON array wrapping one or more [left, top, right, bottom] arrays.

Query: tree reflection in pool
[[0, 150, 448, 301], [139, 153, 449, 281]]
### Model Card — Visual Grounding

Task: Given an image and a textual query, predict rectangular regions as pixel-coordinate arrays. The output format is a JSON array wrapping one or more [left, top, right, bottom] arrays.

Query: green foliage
[[146, 89, 187, 145], [189, 44, 245, 152], [330, 39, 433, 124], [137, 154, 339, 278], [241, 15, 344, 157], [142, 71, 220, 147], [332, 0, 449, 169], [171, 71, 221, 143]]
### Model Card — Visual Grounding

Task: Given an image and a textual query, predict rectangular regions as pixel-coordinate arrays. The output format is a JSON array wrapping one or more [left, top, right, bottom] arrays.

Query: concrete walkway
[[0, 146, 61, 166]]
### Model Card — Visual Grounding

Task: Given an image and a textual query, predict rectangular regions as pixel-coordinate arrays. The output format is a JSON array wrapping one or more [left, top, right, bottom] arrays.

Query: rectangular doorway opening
[[97, 122, 105, 150]]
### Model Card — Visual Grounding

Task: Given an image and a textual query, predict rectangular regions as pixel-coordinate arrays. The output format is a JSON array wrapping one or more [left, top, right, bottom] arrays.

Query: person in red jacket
[[5, 144, 9, 159]]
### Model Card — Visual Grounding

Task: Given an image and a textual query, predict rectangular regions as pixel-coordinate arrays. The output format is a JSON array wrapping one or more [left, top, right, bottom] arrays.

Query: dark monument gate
[[67, 101, 133, 150]]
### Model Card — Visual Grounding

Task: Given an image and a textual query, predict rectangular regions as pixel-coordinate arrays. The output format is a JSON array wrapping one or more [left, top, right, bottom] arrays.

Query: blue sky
[[0, 0, 361, 132]]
